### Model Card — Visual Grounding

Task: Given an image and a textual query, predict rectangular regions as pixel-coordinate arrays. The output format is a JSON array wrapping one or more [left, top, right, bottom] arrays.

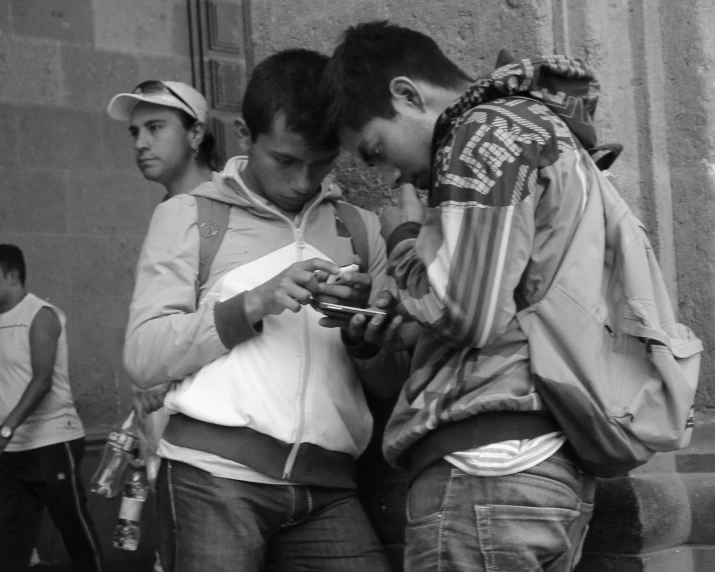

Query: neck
[[0, 289, 26, 314], [164, 162, 213, 197], [429, 80, 473, 117]]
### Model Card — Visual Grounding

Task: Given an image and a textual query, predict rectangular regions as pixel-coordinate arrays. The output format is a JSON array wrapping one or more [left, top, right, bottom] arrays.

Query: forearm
[[125, 298, 230, 388], [2, 376, 52, 431]]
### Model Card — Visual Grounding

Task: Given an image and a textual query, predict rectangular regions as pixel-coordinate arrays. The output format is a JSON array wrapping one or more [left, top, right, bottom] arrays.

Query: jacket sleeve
[[124, 195, 232, 387], [386, 103, 558, 348], [345, 208, 411, 398]]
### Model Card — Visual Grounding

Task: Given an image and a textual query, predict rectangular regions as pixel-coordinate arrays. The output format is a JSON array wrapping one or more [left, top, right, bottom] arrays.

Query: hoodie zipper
[[281, 202, 321, 480], [230, 181, 324, 480]]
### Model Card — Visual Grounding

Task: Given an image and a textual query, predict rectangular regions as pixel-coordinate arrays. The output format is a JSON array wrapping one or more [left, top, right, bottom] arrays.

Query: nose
[[134, 131, 149, 152], [379, 165, 402, 189], [293, 167, 312, 193]]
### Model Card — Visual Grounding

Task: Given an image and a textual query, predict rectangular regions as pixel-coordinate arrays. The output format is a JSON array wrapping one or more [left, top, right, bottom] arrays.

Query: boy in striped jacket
[[323, 21, 600, 572]]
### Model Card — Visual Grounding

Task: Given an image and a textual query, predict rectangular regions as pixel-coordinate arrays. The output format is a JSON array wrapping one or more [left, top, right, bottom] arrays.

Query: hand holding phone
[[325, 263, 359, 285]]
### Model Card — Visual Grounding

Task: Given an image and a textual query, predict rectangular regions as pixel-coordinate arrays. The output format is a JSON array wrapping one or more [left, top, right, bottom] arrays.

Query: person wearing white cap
[[108, 81, 219, 572], [108, 80, 218, 199]]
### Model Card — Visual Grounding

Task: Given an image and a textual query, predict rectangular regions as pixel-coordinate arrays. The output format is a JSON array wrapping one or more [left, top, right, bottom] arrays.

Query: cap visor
[[107, 93, 197, 121]]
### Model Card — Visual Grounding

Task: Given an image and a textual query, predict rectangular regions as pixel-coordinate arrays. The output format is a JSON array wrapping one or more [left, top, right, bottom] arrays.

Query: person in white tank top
[[0, 244, 104, 572]]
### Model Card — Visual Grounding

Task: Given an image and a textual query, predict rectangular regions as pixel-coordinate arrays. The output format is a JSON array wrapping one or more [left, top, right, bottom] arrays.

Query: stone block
[[0, 36, 65, 105], [136, 54, 192, 84], [62, 234, 143, 299], [93, 0, 190, 57], [60, 293, 134, 431], [582, 475, 690, 555], [10, 0, 94, 44], [577, 548, 695, 572], [62, 46, 139, 111], [0, 104, 19, 168], [99, 113, 140, 175], [17, 106, 102, 170], [0, 167, 68, 234], [0, 1, 9, 35], [684, 474, 715, 546], [66, 170, 155, 236]]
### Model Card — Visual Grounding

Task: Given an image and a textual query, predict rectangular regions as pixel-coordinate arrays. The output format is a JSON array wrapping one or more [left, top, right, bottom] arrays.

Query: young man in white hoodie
[[123, 49, 398, 572]]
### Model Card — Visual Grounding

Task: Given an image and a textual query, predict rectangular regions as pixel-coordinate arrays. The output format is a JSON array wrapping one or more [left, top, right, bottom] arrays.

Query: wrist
[[386, 221, 422, 255], [243, 288, 266, 324]]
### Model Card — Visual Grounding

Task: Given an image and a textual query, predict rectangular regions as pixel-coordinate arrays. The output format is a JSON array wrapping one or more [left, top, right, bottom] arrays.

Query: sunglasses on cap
[[132, 80, 197, 119]]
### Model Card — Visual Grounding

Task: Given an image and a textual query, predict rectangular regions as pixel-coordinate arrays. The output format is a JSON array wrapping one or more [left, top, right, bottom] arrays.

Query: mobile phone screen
[[315, 302, 388, 319]]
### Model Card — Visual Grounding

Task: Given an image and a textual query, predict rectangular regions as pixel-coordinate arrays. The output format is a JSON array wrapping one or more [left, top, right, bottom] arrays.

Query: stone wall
[[0, 0, 192, 436]]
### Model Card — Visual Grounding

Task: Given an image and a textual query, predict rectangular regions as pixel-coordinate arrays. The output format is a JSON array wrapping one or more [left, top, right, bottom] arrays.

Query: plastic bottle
[[112, 449, 149, 551], [90, 411, 138, 498]]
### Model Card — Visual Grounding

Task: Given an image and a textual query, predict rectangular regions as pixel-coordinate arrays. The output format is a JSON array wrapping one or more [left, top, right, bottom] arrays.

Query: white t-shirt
[[0, 293, 85, 451]]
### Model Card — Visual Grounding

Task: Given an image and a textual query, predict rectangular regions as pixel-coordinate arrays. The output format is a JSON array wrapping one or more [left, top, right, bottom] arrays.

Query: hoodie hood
[[190, 155, 342, 216], [434, 54, 601, 153]]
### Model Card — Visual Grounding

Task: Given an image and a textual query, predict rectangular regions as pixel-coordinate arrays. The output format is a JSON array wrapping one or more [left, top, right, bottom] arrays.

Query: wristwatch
[[0, 426, 13, 439]]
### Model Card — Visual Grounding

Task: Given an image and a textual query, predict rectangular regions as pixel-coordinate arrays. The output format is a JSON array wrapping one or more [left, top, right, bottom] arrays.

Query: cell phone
[[325, 263, 360, 285], [315, 301, 388, 319]]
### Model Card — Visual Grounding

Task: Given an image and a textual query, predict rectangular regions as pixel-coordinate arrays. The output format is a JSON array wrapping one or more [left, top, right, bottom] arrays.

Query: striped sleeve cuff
[[386, 222, 422, 255]]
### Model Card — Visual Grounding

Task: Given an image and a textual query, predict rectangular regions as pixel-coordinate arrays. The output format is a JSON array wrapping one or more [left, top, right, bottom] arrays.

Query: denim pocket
[[406, 463, 457, 526], [474, 503, 579, 571]]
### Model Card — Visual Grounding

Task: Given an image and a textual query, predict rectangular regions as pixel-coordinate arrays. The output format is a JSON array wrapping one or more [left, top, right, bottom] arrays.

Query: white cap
[[107, 80, 208, 123]]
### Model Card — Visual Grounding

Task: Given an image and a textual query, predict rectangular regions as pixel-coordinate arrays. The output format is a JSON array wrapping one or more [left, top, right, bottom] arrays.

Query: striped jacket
[[382, 56, 604, 474]]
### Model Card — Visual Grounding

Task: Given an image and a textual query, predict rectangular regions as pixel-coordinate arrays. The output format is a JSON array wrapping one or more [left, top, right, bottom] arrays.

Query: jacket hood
[[190, 155, 342, 214], [435, 53, 601, 152]]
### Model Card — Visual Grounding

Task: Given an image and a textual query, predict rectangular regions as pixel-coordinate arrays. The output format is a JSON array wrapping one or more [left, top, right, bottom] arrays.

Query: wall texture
[[0, 0, 192, 435], [1, 0, 713, 439]]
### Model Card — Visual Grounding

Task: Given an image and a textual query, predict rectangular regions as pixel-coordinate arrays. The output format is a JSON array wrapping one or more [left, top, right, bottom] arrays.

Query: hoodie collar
[[433, 54, 601, 153], [190, 155, 342, 220]]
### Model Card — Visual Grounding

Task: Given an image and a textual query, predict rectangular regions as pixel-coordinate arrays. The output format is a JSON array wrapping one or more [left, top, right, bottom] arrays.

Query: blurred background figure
[[0, 244, 104, 572]]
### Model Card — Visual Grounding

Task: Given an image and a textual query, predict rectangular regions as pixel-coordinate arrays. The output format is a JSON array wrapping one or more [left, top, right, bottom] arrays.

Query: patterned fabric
[[383, 56, 601, 469]]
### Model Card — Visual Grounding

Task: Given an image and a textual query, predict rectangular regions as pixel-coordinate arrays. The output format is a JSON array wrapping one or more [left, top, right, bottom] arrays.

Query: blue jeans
[[156, 459, 392, 572], [404, 449, 596, 572]]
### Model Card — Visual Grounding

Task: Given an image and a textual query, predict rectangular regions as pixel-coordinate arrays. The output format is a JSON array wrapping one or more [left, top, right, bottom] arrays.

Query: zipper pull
[[296, 229, 305, 249], [604, 321, 615, 338]]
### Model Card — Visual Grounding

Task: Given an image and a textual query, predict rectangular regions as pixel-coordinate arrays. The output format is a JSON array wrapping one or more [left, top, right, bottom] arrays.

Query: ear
[[234, 117, 252, 154], [7, 269, 20, 286], [388, 77, 427, 112], [188, 121, 207, 150]]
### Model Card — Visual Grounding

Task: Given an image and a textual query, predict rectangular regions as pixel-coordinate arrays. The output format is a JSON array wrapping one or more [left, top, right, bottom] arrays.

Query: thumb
[[399, 183, 420, 207]]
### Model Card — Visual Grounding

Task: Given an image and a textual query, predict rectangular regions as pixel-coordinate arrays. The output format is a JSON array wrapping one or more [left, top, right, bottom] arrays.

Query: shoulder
[[30, 306, 61, 340], [435, 98, 574, 207], [153, 193, 198, 218], [147, 195, 199, 239], [458, 97, 561, 135], [333, 199, 381, 237]]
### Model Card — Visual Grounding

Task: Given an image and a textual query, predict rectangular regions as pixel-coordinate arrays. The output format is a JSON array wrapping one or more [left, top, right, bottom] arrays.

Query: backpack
[[194, 194, 370, 291], [515, 154, 703, 477]]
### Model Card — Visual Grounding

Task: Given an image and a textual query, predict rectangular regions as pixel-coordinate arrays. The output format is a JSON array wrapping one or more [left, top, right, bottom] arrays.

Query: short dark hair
[[242, 49, 339, 150], [323, 21, 473, 132], [0, 244, 26, 286], [176, 111, 221, 171]]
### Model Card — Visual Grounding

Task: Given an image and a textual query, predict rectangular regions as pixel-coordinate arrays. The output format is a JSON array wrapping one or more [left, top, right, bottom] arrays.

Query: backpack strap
[[334, 201, 370, 273], [194, 195, 230, 289]]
